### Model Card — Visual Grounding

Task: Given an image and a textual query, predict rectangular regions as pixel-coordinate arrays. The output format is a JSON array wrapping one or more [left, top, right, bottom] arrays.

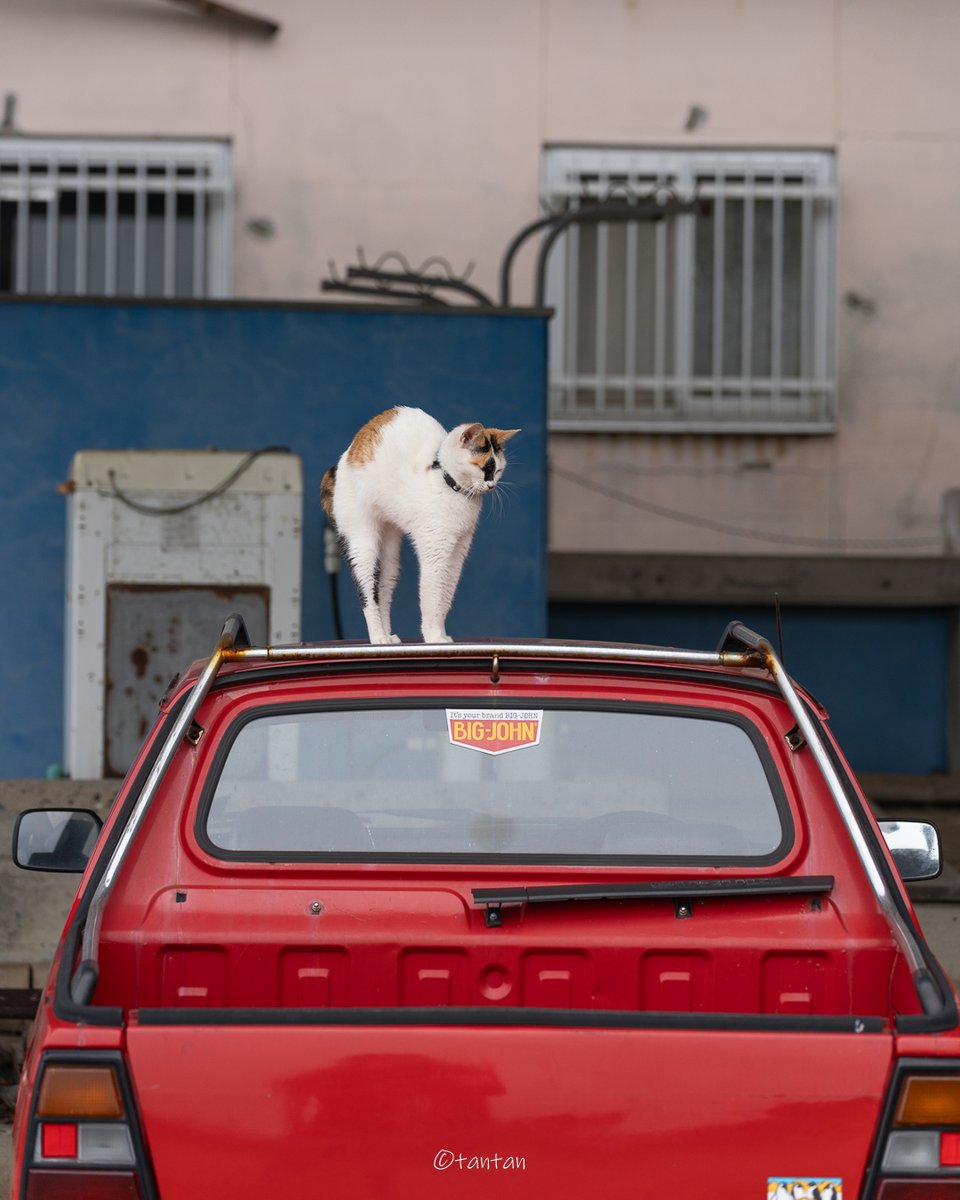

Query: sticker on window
[[767, 1180, 841, 1200], [447, 710, 543, 756]]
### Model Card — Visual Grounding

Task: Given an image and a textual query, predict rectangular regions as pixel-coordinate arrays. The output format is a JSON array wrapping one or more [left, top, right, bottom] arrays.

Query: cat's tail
[[320, 465, 337, 524]]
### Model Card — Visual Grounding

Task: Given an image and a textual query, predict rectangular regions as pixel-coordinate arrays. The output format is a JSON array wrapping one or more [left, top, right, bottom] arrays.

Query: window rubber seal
[[193, 695, 794, 868]]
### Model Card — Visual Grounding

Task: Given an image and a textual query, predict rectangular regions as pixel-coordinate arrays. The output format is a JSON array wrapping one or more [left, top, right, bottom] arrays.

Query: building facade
[[3, 0, 960, 775]]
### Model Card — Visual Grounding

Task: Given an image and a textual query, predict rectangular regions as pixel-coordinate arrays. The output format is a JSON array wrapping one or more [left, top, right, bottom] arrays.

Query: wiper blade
[[473, 875, 834, 924]]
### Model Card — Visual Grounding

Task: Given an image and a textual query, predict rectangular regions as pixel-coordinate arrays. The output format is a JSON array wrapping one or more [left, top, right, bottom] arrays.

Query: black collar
[[432, 458, 463, 494]]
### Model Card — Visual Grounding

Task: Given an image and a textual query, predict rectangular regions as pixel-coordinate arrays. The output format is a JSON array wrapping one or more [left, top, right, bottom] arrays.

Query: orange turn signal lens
[[896, 1077, 960, 1127], [36, 1066, 124, 1119]]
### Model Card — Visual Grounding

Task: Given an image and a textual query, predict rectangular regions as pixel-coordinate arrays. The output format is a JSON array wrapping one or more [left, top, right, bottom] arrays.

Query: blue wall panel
[[0, 298, 548, 777], [549, 602, 952, 776]]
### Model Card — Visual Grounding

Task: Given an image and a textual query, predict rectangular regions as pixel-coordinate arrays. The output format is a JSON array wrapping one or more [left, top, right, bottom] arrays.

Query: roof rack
[[71, 614, 948, 1026], [211, 613, 768, 671]]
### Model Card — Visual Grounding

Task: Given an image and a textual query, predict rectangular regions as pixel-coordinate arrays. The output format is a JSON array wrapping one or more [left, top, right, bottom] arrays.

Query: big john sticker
[[447, 710, 543, 756]]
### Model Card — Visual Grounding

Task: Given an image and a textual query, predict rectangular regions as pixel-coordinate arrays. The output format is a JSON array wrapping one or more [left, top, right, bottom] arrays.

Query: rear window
[[201, 704, 790, 863]]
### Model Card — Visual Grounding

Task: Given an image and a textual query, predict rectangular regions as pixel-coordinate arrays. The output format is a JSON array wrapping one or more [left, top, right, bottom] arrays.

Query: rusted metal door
[[104, 583, 268, 777]]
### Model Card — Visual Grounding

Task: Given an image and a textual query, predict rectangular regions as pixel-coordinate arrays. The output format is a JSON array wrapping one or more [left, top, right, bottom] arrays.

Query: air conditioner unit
[[64, 449, 302, 778]]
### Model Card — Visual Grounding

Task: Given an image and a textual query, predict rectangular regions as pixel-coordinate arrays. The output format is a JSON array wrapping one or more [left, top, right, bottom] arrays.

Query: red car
[[10, 617, 957, 1200]]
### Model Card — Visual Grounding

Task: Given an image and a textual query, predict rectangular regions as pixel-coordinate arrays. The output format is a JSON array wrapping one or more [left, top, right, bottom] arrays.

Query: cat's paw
[[387, 634, 402, 644], [424, 633, 454, 644], [370, 633, 400, 646]]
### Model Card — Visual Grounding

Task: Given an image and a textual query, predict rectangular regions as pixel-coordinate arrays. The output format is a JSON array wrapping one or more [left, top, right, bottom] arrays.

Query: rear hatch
[[125, 1016, 892, 1199], [117, 662, 898, 1195]]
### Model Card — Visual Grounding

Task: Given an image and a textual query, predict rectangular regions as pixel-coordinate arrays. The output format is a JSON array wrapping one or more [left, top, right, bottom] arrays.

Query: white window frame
[[543, 146, 837, 433], [0, 137, 233, 299]]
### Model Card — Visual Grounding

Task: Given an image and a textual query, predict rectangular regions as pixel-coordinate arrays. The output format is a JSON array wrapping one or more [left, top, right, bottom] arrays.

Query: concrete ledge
[[0, 780, 116, 974], [549, 552, 960, 606], [860, 773, 960, 805]]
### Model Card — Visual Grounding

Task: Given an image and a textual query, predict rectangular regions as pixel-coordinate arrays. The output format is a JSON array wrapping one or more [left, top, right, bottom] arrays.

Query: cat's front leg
[[417, 531, 472, 644], [419, 576, 453, 643], [416, 544, 454, 644]]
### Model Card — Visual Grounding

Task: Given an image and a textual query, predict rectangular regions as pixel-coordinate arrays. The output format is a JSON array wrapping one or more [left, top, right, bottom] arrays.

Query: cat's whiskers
[[486, 480, 517, 518]]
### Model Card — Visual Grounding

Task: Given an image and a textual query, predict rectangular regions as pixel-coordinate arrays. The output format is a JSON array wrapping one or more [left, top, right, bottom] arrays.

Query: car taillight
[[871, 1070, 960, 1198], [26, 1171, 141, 1200], [24, 1057, 154, 1200]]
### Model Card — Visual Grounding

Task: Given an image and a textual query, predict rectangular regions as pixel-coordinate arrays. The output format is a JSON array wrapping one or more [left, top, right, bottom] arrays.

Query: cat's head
[[447, 423, 520, 496]]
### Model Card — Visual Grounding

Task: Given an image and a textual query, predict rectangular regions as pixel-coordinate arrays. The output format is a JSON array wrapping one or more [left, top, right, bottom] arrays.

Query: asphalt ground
[[1, 1122, 11, 1196]]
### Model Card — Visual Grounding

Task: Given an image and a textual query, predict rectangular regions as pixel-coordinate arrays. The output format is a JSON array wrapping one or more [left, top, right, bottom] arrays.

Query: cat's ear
[[490, 428, 521, 445], [459, 422, 485, 447]]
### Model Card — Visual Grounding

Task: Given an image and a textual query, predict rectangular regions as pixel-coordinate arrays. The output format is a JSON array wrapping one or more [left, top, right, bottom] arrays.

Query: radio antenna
[[774, 593, 786, 665]]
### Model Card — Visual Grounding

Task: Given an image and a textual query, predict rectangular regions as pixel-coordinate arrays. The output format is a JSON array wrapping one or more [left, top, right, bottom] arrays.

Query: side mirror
[[12, 809, 102, 873], [879, 819, 942, 882]]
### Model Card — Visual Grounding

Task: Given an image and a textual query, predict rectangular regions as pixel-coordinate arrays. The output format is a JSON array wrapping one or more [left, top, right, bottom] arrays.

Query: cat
[[321, 406, 518, 645]]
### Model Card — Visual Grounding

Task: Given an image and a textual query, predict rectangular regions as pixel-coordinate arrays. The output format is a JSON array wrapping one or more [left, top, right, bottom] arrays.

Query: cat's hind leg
[[377, 524, 403, 644], [340, 524, 392, 645]]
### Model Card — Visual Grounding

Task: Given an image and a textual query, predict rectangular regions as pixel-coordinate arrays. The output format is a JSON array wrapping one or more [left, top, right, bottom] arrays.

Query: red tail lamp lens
[[25, 1169, 142, 1200], [878, 1182, 960, 1199], [40, 1123, 77, 1159]]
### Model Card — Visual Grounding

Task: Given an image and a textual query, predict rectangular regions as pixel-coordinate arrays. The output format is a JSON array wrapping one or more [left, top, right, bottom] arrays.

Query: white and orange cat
[[321, 406, 518, 645]]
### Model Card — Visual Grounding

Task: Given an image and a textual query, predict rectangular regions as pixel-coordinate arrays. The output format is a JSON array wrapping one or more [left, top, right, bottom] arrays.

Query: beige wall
[[4, 0, 959, 557]]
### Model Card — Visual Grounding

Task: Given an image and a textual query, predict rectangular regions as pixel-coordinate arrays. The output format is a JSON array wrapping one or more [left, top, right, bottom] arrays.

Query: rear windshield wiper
[[473, 875, 834, 926]]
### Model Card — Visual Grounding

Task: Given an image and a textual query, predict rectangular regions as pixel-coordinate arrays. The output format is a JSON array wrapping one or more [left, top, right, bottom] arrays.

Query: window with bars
[[0, 138, 233, 299], [543, 147, 837, 432]]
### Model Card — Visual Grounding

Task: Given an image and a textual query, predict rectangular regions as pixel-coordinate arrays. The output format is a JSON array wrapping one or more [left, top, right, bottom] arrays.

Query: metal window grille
[[543, 147, 837, 433], [0, 137, 233, 299]]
